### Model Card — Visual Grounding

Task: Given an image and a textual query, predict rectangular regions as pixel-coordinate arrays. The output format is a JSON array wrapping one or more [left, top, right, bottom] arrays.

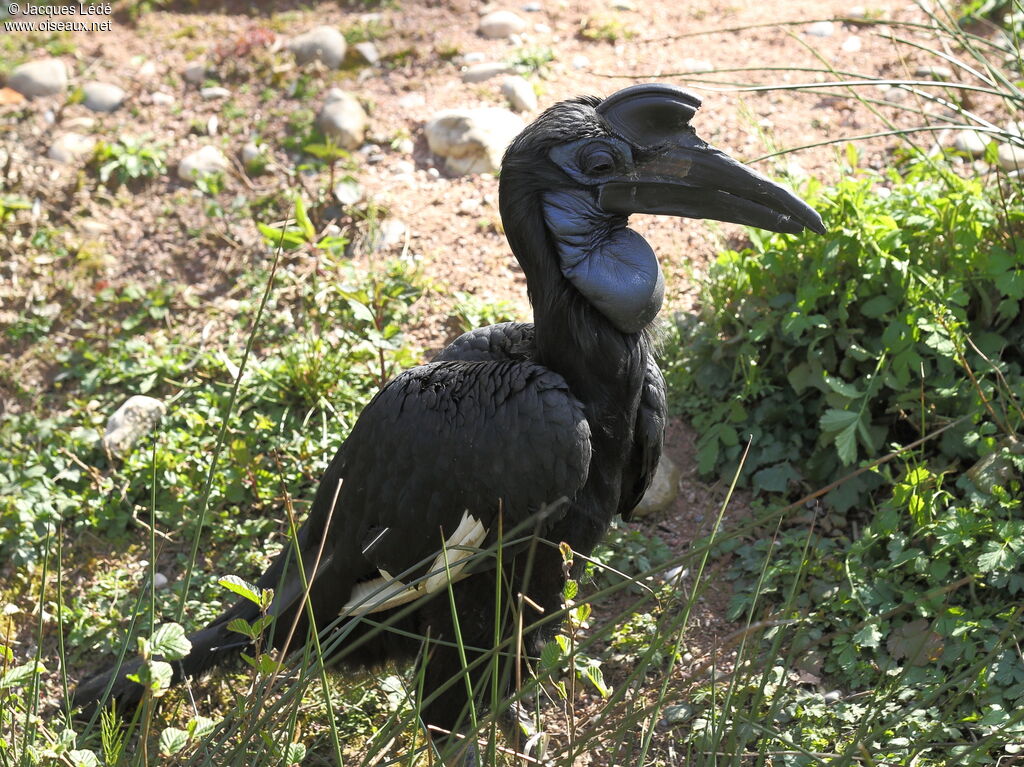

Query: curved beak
[[598, 132, 826, 235]]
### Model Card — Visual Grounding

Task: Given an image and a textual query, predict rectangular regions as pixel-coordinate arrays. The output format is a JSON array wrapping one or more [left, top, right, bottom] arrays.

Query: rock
[[915, 65, 954, 81], [847, 5, 867, 18], [103, 395, 166, 457], [8, 58, 67, 98], [630, 454, 681, 517], [316, 89, 368, 150], [841, 36, 863, 53], [479, 10, 528, 39], [681, 58, 713, 72], [612, 0, 636, 9], [178, 145, 230, 181], [501, 75, 537, 112], [154, 572, 169, 589], [824, 690, 842, 704], [183, 63, 207, 84], [354, 41, 380, 66], [151, 91, 175, 106], [48, 132, 96, 164], [82, 82, 126, 112], [378, 218, 406, 248], [398, 92, 426, 110], [953, 129, 988, 157], [805, 20, 835, 37], [522, 1, 543, 10], [334, 178, 363, 206], [661, 564, 689, 584], [998, 142, 1024, 172], [288, 25, 347, 69], [462, 62, 513, 83], [394, 137, 415, 155], [241, 141, 262, 165], [200, 86, 231, 100], [571, 54, 591, 69], [425, 107, 525, 175]]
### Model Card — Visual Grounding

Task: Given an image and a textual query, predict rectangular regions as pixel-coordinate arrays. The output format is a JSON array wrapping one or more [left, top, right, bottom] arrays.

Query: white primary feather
[[341, 511, 488, 616]]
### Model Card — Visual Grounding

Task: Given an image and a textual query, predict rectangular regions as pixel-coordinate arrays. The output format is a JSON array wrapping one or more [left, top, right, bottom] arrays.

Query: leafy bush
[[664, 150, 1024, 762], [664, 151, 1023, 510]]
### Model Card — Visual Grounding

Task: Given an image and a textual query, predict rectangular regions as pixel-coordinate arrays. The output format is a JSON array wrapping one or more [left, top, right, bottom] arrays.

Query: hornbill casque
[[74, 83, 824, 759]]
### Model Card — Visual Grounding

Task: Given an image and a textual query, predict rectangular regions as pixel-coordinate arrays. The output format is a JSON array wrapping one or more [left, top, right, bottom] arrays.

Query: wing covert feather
[[334, 359, 591, 579]]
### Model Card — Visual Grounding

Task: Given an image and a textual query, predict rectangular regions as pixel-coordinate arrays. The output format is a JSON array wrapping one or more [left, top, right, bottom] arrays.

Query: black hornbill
[[74, 84, 824, 757]]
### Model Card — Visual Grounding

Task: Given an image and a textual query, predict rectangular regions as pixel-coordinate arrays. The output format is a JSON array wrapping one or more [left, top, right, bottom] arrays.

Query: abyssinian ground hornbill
[[75, 84, 824, 758]]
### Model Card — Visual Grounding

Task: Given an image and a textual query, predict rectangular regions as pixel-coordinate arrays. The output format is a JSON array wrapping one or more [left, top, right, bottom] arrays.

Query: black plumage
[[74, 84, 824, 759]]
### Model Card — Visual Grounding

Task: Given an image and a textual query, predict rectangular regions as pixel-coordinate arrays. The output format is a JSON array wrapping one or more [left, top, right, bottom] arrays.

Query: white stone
[[183, 63, 207, 84], [103, 396, 166, 457], [354, 42, 380, 65], [501, 75, 537, 112], [630, 455, 682, 518], [806, 20, 835, 37], [915, 65, 954, 81], [847, 5, 867, 18], [522, 1, 542, 10], [200, 86, 231, 100], [8, 58, 67, 98], [425, 107, 525, 175], [317, 90, 368, 150], [572, 54, 591, 69], [841, 36, 863, 53], [479, 10, 528, 39], [398, 92, 426, 109], [379, 218, 406, 247], [334, 179, 363, 206], [998, 142, 1024, 172], [48, 133, 96, 164], [178, 145, 230, 181], [681, 58, 713, 72], [241, 141, 262, 164], [82, 82, 126, 112], [612, 0, 636, 9], [461, 62, 513, 83], [288, 25, 347, 69], [395, 137, 415, 155], [154, 572, 169, 589], [151, 91, 175, 106], [953, 129, 988, 157]]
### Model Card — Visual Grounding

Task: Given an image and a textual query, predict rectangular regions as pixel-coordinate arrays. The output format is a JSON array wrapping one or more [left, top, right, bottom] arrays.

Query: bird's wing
[[327, 358, 591, 614], [618, 356, 666, 520], [433, 321, 535, 363]]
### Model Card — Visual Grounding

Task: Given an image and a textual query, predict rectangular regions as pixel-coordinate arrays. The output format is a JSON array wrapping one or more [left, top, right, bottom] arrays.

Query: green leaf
[[159, 727, 190, 756], [218, 575, 265, 606], [753, 462, 800, 493], [860, 294, 895, 318], [150, 623, 191, 660], [540, 640, 563, 669], [294, 196, 315, 243], [285, 742, 307, 764], [820, 408, 859, 433], [68, 750, 100, 767], [227, 618, 258, 639], [0, 660, 45, 690]]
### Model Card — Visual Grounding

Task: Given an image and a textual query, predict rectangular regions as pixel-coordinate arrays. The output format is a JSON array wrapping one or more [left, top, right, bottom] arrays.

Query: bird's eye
[[581, 147, 616, 176]]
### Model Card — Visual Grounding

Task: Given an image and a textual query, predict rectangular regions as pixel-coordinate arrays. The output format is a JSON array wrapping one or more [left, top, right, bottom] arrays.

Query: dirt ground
[[0, 0, 976, 759]]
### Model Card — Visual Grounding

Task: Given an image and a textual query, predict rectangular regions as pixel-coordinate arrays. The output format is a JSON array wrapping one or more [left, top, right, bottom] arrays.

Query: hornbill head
[[499, 84, 826, 333]]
